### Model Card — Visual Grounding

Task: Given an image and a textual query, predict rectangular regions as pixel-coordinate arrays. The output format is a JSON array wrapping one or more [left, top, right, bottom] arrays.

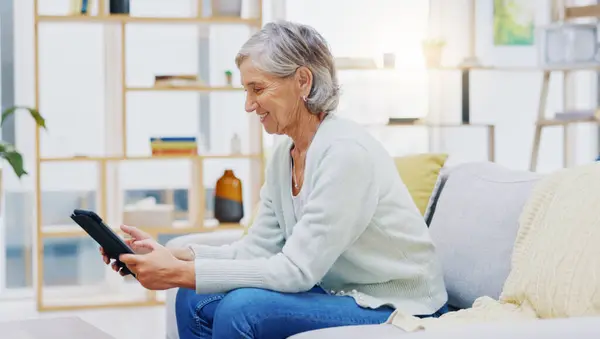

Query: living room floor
[[0, 300, 166, 339]]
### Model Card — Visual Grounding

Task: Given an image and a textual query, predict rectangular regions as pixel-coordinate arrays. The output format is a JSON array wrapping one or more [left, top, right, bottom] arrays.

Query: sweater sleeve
[[189, 174, 285, 260], [193, 141, 378, 293]]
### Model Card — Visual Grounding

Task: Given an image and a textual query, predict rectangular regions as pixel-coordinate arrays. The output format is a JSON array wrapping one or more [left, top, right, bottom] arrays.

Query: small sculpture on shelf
[[230, 133, 241, 154], [214, 169, 244, 223]]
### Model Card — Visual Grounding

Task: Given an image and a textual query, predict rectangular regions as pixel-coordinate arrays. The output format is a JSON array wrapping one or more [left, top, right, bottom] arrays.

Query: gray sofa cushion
[[427, 162, 540, 310]]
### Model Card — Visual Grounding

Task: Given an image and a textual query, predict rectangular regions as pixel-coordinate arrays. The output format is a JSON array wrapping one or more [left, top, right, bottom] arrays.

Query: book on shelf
[[150, 136, 198, 156], [154, 75, 204, 88], [554, 109, 600, 121], [151, 149, 198, 156], [70, 0, 93, 15]]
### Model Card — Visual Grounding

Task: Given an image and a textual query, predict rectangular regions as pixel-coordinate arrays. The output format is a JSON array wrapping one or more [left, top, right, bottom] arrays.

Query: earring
[[302, 96, 307, 102]]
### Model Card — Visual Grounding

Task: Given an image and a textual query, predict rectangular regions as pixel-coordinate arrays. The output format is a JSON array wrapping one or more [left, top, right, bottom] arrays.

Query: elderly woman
[[103, 21, 448, 339]]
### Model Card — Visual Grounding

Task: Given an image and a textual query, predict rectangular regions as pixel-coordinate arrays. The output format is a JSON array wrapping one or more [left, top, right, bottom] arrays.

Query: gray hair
[[235, 21, 340, 115]]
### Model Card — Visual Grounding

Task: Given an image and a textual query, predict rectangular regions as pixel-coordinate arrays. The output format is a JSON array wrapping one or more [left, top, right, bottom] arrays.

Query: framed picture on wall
[[493, 0, 535, 46]]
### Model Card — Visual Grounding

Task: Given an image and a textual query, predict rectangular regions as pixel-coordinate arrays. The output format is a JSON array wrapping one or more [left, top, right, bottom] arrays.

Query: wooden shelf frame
[[126, 85, 245, 92], [529, 3, 600, 171], [32, 0, 265, 311], [37, 14, 261, 26], [39, 154, 263, 162], [42, 220, 245, 239]]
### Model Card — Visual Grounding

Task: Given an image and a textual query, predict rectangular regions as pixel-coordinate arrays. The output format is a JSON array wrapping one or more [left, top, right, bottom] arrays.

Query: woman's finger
[[120, 225, 151, 240]]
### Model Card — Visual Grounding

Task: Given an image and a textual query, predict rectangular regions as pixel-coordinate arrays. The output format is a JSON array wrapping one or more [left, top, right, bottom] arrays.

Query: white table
[[0, 317, 114, 338]]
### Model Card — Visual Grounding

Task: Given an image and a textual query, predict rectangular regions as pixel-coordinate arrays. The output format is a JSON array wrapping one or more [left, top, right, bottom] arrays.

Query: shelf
[[428, 65, 600, 72], [385, 119, 494, 128], [127, 86, 244, 92], [565, 4, 600, 19], [39, 154, 263, 162], [337, 64, 600, 72], [537, 117, 599, 127], [42, 219, 245, 238], [40, 282, 158, 311], [36, 15, 261, 26]]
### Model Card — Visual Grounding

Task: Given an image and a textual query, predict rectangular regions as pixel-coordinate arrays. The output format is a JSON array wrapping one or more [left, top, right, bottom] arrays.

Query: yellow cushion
[[394, 153, 448, 216]]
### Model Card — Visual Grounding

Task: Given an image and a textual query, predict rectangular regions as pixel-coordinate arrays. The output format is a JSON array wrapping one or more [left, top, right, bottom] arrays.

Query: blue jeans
[[175, 286, 448, 339]]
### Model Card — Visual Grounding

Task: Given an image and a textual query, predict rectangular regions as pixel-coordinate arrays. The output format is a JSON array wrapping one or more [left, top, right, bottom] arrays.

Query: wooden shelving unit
[[32, 0, 264, 311], [529, 4, 600, 171]]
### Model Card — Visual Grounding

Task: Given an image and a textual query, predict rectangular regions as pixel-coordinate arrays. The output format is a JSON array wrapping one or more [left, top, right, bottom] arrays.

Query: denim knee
[[176, 288, 225, 339], [175, 288, 194, 322], [212, 288, 273, 338]]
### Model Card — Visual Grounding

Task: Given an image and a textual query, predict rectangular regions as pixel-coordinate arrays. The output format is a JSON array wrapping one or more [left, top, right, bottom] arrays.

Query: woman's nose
[[245, 97, 257, 113]]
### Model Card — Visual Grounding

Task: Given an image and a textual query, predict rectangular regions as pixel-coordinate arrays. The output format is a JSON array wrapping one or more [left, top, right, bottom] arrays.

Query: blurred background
[[0, 0, 599, 337]]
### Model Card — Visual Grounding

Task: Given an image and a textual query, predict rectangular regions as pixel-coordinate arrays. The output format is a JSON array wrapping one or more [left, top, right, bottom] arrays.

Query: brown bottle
[[214, 169, 244, 223]]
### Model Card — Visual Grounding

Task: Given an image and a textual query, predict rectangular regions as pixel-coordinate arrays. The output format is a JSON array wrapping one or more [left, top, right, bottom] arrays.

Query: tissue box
[[123, 204, 175, 228]]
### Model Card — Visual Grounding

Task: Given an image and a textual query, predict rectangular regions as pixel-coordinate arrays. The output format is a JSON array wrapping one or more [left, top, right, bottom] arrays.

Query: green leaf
[[1, 106, 47, 129], [0, 142, 27, 178]]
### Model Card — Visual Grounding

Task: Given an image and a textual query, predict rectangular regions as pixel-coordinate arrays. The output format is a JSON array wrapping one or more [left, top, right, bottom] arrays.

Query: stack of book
[[150, 137, 198, 156], [154, 75, 203, 88]]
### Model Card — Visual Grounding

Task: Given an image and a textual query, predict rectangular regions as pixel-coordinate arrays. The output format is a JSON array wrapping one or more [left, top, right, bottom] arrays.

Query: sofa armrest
[[165, 228, 245, 249]]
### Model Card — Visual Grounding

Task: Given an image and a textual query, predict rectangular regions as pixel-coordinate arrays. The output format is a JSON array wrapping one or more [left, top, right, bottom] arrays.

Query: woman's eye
[[253, 88, 264, 94]]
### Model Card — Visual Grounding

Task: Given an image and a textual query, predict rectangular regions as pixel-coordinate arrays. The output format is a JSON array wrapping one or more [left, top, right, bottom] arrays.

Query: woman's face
[[240, 59, 311, 135]]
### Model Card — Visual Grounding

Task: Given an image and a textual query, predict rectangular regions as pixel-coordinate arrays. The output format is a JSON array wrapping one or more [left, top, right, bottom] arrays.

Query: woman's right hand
[[99, 224, 153, 273]]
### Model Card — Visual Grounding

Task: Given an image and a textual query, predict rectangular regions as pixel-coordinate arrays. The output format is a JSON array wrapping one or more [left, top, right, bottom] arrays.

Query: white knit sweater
[[190, 115, 448, 315], [387, 162, 600, 331]]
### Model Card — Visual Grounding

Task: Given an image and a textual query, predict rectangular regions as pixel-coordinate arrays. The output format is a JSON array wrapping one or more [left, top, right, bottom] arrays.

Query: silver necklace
[[291, 114, 327, 190], [292, 151, 306, 189]]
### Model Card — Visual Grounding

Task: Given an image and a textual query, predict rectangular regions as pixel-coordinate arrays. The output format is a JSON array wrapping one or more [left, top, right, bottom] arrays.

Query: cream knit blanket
[[387, 163, 600, 332]]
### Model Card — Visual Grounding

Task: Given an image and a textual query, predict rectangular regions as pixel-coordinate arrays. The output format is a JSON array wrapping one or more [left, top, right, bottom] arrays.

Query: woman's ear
[[295, 66, 313, 97]]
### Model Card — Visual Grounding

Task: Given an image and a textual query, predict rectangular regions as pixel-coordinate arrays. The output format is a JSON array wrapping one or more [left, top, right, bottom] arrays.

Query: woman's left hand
[[119, 239, 190, 290]]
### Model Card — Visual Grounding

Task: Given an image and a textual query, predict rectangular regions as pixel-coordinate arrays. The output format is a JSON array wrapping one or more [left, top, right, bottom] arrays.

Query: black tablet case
[[70, 209, 134, 276]]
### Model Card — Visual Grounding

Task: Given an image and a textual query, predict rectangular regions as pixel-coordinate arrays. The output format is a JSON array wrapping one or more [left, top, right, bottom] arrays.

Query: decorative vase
[[110, 0, 129, 14], [214, 169, 244, 223]]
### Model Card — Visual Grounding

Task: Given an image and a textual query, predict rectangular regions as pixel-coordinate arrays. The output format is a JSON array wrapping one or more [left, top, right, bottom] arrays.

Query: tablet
[[70, 209, 135, 276]]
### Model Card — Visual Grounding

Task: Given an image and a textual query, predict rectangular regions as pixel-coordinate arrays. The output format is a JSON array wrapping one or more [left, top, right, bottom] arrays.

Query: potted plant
[[225, 70, 233, 86], [0, 106, 46, 178], [422, 38, 446, 68]]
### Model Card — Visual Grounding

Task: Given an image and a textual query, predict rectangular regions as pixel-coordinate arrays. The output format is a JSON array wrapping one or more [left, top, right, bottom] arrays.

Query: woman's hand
[[99, 225, 153, 274], [119, 239, 195, 290]]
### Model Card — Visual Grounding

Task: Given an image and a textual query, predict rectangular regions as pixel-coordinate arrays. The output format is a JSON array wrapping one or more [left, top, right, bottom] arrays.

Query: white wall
[[428, 0, 598, 171], [285, 0, 432, 156]]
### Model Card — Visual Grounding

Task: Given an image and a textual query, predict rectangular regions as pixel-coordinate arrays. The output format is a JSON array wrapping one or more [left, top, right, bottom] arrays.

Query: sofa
[[165, 161, 600, 338]]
